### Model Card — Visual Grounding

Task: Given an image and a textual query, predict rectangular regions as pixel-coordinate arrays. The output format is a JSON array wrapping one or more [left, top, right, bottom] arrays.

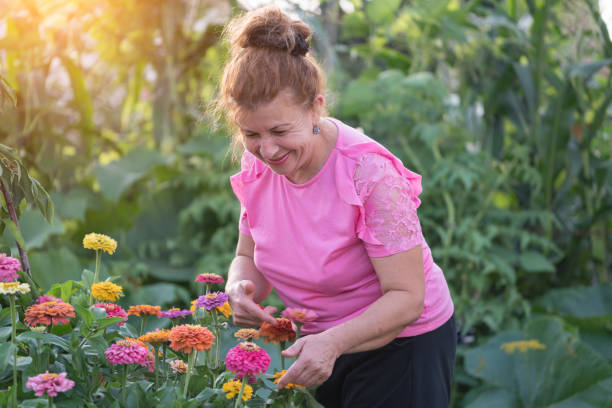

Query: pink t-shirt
[[230, 118, 453, 337]]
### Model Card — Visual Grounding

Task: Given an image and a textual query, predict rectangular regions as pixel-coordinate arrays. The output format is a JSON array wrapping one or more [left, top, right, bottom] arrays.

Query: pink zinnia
[[104, 340, 150, 367], [195, 273, 225, 285], [159, 308, 192, 319], [196, 292, 229, 310], [0, 253, 21, 282], [36, 295, 63, 304], [225, 342, 271, 378], [26, 371, 75, 397], [92, 303, 128, 326], [281, 307, 318, 324]]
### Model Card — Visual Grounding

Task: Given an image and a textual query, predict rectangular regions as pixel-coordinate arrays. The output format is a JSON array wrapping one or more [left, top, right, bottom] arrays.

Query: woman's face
[[236, 90, 323, 183]]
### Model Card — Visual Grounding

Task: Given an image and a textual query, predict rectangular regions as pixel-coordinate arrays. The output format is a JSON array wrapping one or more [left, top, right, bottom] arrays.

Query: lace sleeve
[[354, 153, 423, 256]]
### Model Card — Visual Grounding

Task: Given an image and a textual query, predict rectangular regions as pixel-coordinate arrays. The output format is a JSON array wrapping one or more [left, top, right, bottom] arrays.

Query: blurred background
[[0, 0, 611, 406]]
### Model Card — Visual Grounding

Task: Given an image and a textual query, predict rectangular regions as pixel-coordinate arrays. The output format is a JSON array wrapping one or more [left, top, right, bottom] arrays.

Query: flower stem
[[234, 377, 247, 408], [88, 250, 101, 305], [153, 345, 160, 390], [183, 351, 196, 398], [139, 316, 148, 336], [121, 365, 127, 407], [162, 344, 168, 381], [9, 295, 18, 408], [48, 395, 53, 408], [280, 341, 286, 371], [211, 310, 220, 368], [296, 324, 302, 340]]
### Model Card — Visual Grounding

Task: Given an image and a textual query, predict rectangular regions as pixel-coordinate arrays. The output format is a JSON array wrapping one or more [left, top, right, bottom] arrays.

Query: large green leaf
[[365, 0, 402, 25], [0, 208, 65, 251], [93, 146, 171, 201], [28, 248, 82, 291], [0, 342, 16, 372], [50, 188, 93, 222], [464, 317, 612, 407], [518, 250, 555, 273]]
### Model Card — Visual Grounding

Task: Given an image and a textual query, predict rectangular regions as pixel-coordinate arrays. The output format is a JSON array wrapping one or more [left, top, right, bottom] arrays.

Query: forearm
[[324, 290, 423, 355], [227, 255, 272, 303]]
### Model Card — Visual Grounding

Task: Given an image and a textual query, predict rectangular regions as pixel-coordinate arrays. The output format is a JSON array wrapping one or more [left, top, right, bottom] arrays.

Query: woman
[[219, 6, 456, 408]]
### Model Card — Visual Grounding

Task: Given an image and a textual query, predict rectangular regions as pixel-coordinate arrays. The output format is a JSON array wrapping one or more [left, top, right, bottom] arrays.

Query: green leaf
[[81, 269, 95, 288], [16, 331, 70, 351], [464, 317, 612, 406], [0, 326, 11, 341], [465, 387, 519, 408], [93, 146, 170, 201], [549, 377, 612, 408], [518, 251, 555, 273], [96, 317, 125, 330], [0, 342, 16, 372], [74, 304, 94, 328], [0, 209, 64, 251], [1, 217, 25, 248], [29, 248, 82, 291]]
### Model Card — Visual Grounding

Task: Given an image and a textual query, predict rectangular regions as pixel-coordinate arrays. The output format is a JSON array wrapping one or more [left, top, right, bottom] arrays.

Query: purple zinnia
[[195, 292, 229, 310], [159, 308, 193, 319], [0, 253, 21, 282]]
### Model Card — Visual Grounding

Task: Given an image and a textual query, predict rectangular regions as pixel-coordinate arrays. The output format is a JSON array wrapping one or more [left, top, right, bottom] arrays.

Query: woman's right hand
[[227, 280, 277, 328]]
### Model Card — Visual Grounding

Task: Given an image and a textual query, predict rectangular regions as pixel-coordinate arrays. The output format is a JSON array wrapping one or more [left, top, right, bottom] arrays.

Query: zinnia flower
[[139, 329, 171, 344], [92, 303, 127, 326], [500, 339, 547, 354], [0, 253, 21, 282], [169, 359, 189, 374], [30, 326, 47, 333], [195, 292, 229, 310], [234, 328, 259, 341], [195, 273, 225, 285], [258, 318, 296, 344], [36, 295, 63, 304], [273, 370, 305, 389], [281, 308, 318, 324], [222, 380, 253, 401], [91, 282, 123, 302], [0, 281, 30, 295], [26, 371, 75, 397], [105, 339, 150, 367], [128, 305, 161, 317], [169, 324, 215, 354], [159, 308, 192, 319], [83, 233, 117, 255], [225, 342, 271, 378], [217, 301, 232, 318], [25, 301, 75, 326]]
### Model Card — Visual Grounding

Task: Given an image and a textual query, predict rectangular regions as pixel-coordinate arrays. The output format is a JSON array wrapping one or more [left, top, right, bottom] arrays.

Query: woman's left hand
[[277, 332, 341, 389]]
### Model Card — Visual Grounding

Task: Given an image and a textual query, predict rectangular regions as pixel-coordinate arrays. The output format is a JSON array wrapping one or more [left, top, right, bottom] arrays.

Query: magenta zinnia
[[195, 273, 225, 285], [36, 295, 63, 304], [105, 339, 150, 367], [92, 303, 128, 326], [0, 253, 21, 282], [195, 292, 229, 310], [26, 371, 75, 397], [225, 342, 271, 378], [281, 307, 318, 323]]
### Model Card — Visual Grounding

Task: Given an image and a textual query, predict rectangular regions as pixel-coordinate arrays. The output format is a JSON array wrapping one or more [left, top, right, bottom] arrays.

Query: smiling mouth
[[267, 153, 289, 165]]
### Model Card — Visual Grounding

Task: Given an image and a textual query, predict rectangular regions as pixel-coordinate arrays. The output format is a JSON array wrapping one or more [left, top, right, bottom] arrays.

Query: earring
[[313, 124, 321, 135]]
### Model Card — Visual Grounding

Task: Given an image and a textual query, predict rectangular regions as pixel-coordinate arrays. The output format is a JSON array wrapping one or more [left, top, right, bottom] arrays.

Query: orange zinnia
[[258, 318, 296, 344], [169, 324, 215, 354], [24, 301, 75, 327], [127, 305, 161, 317], [139, 329, 171, 344]]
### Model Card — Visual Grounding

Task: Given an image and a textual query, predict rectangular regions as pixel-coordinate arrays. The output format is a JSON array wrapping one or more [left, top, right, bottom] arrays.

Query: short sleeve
[[354, 153, 423, 257]]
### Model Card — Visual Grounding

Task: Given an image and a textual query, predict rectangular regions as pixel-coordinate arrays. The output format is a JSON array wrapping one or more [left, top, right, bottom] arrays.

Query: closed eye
[[272, 130, 286, 136]]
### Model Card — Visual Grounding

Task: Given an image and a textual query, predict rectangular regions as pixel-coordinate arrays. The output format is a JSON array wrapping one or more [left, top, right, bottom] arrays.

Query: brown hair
[[214, 6, 327, 153]]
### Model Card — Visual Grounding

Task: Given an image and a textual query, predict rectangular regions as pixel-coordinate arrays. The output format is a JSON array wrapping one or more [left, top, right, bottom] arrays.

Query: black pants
[[315, 314, 456, 408]]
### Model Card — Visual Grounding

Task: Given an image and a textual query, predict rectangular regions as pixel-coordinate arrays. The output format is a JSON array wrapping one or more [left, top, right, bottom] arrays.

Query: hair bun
[[230, 7, 312, 57]]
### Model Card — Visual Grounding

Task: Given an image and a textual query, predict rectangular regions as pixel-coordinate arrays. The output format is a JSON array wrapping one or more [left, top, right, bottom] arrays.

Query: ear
[[310, 94, 325, 123]]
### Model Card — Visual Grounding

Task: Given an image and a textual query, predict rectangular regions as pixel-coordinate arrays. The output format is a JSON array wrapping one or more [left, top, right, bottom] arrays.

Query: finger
[[277, 362, 302, 389], [281, 339, 304, 358], [243, 301, 277, 325], [263, 305, 277, 315]]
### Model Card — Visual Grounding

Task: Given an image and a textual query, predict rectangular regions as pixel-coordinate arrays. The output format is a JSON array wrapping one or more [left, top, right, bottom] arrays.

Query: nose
[[259, 136, 280, 160]]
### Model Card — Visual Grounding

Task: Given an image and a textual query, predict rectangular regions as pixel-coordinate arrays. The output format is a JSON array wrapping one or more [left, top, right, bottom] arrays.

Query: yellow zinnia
[[500, 339, 546, 354], [83, 233, 117, 255], [216, 301, 232, 318], [0, 281, 31, 295], [91, 282, 123, 302], [222, 380, 253, 401], [273, 370, 305, 389]]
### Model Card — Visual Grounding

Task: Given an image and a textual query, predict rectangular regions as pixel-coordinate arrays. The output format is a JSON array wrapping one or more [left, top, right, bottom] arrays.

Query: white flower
[[601, 0, 612, 40], [0, 282, 31, 295]]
